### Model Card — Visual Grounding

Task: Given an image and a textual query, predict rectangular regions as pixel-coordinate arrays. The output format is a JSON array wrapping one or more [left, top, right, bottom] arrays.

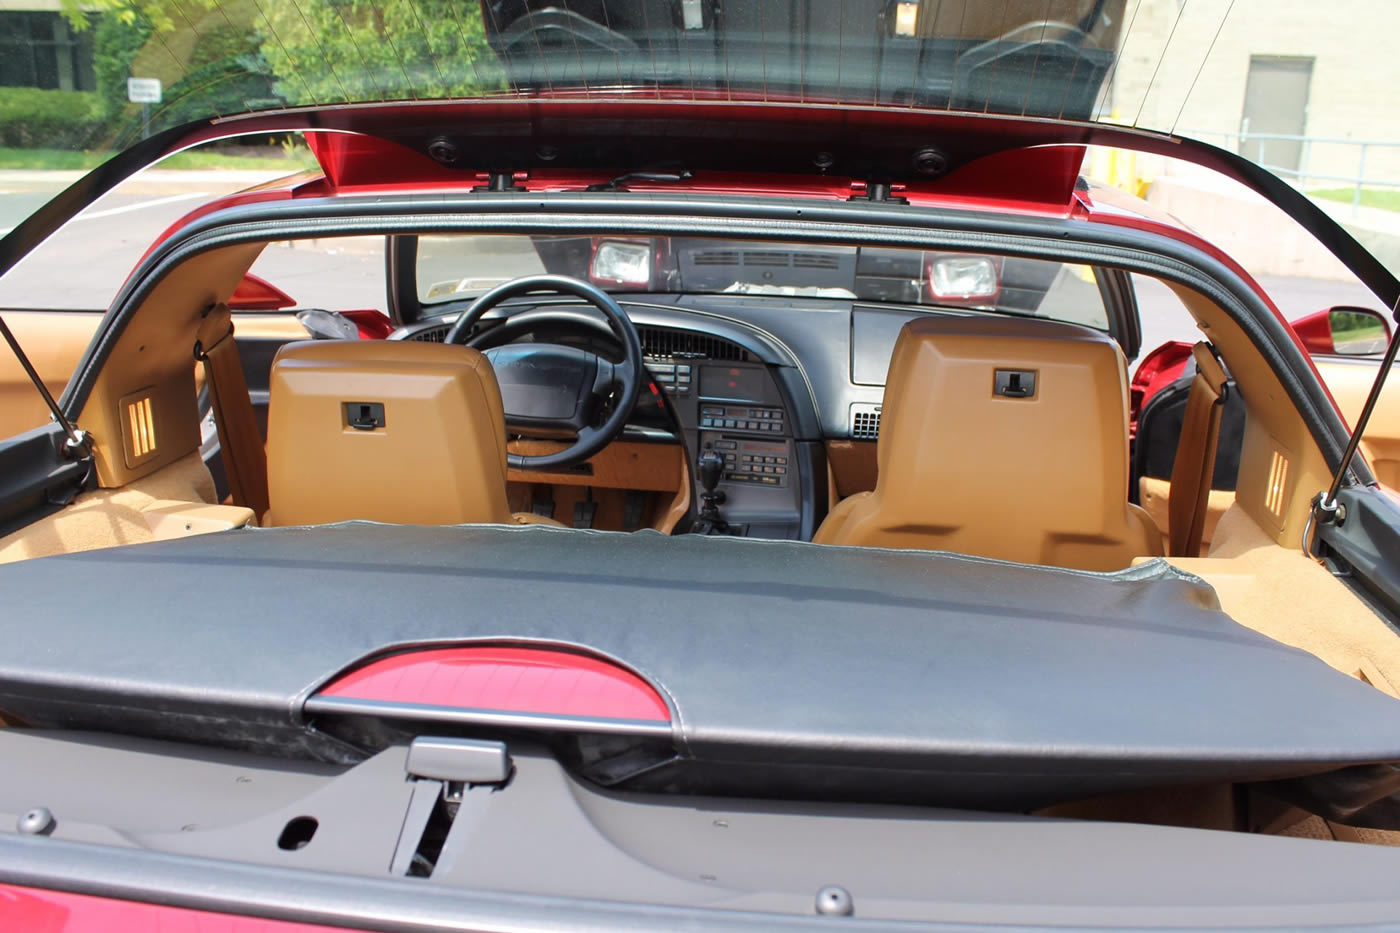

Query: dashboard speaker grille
[[851, 404, 882, 440]]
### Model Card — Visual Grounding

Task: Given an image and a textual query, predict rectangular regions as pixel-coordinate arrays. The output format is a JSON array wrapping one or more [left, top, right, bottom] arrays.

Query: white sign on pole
[[127, 78, 162, 104]]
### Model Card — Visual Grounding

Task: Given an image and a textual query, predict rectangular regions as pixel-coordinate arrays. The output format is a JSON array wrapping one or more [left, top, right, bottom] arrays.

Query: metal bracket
[[1304, 490, 1348, 560]]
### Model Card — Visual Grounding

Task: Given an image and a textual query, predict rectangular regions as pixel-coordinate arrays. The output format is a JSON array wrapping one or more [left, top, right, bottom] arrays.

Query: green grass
[[1310, 187, 1400, 213], [0, 146, 319, 172]]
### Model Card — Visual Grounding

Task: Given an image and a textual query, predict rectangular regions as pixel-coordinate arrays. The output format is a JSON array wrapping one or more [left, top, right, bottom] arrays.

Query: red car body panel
[[228, 273, 298, 311], [1128, 341, 1195, 439]]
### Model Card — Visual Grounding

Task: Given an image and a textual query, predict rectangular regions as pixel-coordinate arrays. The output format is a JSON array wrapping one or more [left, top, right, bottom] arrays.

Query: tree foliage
[[258, 0, 503, 103], [61, 0, 502, 132]]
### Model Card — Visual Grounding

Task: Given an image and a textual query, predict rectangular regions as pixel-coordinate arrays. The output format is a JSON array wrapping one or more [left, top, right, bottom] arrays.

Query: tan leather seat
[[265, 340, 563, 528], [815, 316, 1162, 571]]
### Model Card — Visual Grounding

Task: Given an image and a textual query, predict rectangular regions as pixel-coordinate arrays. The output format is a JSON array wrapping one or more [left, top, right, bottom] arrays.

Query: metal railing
[[1178, 129, 1400, 217]]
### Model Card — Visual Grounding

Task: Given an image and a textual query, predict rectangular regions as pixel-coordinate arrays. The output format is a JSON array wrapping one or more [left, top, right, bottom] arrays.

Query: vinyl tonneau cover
[[3, 523, 1400, 816]]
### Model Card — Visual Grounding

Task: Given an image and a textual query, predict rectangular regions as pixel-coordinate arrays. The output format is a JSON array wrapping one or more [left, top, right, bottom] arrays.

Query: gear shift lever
[[697, 450, 728, 531]]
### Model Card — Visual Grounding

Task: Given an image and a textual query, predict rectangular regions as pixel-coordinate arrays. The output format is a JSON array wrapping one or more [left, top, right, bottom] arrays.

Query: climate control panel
[[708, 437, 790, 487]]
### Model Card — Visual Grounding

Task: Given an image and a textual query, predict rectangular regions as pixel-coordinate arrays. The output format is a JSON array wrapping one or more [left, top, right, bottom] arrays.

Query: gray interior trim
[[7, 807, 1400, 932]]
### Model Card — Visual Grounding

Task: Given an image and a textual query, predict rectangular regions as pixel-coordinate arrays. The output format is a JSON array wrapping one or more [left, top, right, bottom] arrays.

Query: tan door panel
[[1313, 357, 1400, 488], [0, 310, 103, 439]]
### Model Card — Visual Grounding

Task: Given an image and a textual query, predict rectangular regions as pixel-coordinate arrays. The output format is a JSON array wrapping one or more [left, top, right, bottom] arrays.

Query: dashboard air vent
[[694, 250, 740, 266], [850, 403, 882, 440], [407, 325, 448, 342], [792, 253, 840, 270], [638, 326, 750, 362]]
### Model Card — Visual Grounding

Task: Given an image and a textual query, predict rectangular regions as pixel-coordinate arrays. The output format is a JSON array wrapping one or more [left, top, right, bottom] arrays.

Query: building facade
[[0, 0, 96, 92], [1105, 0, 1400, 188]]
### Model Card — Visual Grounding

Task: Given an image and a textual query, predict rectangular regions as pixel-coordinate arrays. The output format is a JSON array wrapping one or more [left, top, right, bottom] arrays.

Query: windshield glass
[[414, 234, 1109, 329]]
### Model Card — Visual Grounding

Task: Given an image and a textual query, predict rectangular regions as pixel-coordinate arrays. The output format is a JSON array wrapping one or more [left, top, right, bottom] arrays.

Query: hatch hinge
[[0, 313, 91, 459], [1306, 297, 1400, 559], [848, 180, 909, 205], [471, 171, 527, 193]]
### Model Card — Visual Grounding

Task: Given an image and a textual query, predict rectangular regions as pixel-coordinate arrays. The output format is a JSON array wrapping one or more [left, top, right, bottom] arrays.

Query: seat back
[[815, 316, 1162, 570], [265, 340, 513, 527]]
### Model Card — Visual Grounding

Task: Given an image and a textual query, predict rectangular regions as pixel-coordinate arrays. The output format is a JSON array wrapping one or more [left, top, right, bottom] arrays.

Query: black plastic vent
[[694, 250, 740, 266], [793, 253, 840, 270], [407, 325, 448, 343], [851, 406, 881, 440], [638, 326, 750, 362]]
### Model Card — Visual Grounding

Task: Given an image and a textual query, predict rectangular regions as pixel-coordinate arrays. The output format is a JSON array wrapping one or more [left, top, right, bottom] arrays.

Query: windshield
[[414, 234, 1110, 329]]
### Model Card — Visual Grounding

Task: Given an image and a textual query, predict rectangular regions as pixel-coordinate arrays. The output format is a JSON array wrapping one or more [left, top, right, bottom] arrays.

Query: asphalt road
[[0, 177, 1382, 371]]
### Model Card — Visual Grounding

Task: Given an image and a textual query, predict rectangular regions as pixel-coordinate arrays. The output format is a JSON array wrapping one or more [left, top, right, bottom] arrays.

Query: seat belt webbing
[[194, 303, 269, 522], [1167, 342, 1231, 558]]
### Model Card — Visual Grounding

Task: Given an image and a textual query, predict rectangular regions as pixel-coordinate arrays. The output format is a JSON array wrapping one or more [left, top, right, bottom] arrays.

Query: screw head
[[813, 151, 836, 171], [17, 807, 54, 836], [815, 885, 853, 916]]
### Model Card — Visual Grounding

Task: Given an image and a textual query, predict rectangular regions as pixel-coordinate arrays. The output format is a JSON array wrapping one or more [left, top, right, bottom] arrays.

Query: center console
[[660, 361, 803, 537]]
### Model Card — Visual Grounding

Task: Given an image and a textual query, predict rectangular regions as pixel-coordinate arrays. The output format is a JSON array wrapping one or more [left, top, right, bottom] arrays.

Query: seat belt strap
[[194, 303, 269, 523], [1168, 342, 1231, 557]]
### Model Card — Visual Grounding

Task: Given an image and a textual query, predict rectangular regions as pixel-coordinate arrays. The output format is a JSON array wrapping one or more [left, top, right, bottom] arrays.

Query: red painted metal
[[916, 145, 1085, 215], [1130, 340, 1194, 439], [306, 132, 464, 189], [338, 309, 395, 340], [317, 646, 670, 721], [229, 273, 298, 311], [294, 129, 1085, 216], [0, 885, 352, 933], [1292, 308, 1338, 355]]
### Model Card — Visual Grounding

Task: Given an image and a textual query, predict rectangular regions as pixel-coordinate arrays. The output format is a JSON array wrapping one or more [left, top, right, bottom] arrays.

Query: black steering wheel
[[444, 275, 644, 471]]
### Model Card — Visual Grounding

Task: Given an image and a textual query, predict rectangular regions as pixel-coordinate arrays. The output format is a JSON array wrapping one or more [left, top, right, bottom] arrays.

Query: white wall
[[1105, 0, 1400, 187]]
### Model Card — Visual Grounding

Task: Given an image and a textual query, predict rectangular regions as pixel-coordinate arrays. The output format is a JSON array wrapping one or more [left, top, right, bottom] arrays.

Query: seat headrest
[[265, 340, 512, 527], [876, 315, 1135, 551]]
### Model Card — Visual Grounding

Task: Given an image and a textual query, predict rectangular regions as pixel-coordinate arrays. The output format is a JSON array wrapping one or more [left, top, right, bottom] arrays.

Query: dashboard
[[394, 296, 938, 540]]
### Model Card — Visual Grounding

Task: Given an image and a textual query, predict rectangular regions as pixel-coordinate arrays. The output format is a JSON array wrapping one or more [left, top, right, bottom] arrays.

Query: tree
[[257, 0, 503, 104], [63, 0, 502, 135]]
